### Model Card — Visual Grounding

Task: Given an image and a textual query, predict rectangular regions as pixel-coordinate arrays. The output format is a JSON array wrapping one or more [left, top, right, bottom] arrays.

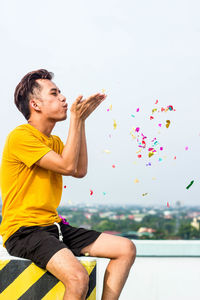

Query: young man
[[0, 69, 136, 300]]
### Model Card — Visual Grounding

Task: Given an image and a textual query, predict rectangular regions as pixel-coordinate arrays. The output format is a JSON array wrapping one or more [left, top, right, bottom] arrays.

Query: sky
[[0, 0, 200, 207]]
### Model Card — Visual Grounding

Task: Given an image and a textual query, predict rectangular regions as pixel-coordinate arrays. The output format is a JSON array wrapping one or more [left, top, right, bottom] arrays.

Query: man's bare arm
[[73, 121, 88, 178], [35, 93, 106, 175]]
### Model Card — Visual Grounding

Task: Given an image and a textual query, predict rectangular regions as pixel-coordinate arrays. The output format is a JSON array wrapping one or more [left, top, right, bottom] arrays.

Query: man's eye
[[52, 93, 57, 96]]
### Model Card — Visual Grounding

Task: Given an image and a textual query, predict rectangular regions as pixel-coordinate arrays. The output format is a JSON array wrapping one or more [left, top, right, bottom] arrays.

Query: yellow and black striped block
[[0, 259, 96, 300]]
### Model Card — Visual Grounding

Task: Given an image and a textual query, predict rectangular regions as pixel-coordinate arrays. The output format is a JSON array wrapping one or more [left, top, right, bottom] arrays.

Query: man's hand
[[70, 93, 106, 121]]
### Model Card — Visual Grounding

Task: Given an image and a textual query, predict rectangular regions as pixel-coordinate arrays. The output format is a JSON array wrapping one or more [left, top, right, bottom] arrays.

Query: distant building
[[191, 217, 200, 230]]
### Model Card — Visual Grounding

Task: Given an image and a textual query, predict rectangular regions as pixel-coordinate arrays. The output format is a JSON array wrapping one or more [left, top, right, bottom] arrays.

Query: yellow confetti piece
[[109, 104, 112, 110], [166, 120, 170, 128], [133, 161, 137, 164], [148, 152, 154, 158], [152, 177, 156, 180], [113, 120, 117, 129], [134, 178, 139, 183], [102, 89, 106, 93], [131, 134, 136, 139], [142, 193, 148, 196], [104, 149, 111, 154], [136, 149, 142, 154], [152, 108, 157, 114]]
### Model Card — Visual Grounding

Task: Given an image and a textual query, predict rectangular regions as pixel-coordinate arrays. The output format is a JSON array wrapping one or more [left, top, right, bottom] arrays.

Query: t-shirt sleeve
[[8, 129, 52, 168]]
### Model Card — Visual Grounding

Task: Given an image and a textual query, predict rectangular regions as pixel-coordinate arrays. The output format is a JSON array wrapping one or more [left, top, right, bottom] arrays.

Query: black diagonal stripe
[[86, 265, 96, 299], [0, 260, 32, 293], [18, 271, 59, 300]]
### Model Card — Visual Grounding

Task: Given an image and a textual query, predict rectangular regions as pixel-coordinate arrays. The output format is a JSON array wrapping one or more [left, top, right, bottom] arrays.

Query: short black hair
[[14, 69, 54, 120]]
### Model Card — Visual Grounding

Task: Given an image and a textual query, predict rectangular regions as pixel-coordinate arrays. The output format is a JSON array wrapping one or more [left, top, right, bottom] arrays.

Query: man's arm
[[36, 93, 106, 176], [73, 121, 88, 178]]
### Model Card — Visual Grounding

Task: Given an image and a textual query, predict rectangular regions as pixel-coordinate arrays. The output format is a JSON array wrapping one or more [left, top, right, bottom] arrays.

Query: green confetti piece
[[186, 180, 194, 189]]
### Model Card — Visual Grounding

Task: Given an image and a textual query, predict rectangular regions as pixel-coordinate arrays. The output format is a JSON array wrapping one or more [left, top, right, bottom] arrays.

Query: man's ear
[[29, 99, 41, 112]]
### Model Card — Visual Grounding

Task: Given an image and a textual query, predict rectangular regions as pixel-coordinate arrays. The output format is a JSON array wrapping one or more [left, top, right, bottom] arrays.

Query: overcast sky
[[0, 0, 200, 207]]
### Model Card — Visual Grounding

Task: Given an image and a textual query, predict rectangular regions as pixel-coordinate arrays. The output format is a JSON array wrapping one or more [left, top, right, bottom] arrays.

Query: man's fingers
[[75, 95, 83, 103]]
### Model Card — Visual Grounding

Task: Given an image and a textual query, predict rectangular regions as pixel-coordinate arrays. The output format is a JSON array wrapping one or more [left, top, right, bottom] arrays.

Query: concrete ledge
[[0, 255, 96, 300]]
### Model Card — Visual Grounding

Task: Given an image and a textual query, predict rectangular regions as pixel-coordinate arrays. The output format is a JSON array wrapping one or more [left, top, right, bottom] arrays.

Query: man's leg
[[81, 233, 136, 300], [46, 248, 89, 300]]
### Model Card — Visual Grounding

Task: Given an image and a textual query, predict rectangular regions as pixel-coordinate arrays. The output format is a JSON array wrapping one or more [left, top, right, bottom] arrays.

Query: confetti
[[146, 162, 151, 166], [136, 108, 140, 112], [168, 105, 173, 111], [135, 127, 140, 133], [102, 89, 106, 93], [134, 178, 139, 183], [186, 180, 194, 190], [167, 202, 170, 208], [185, 146, 189, 151], [59, 215, 69, 225], [158, 123, 162, 127], [158, 158, 163, 162], [109, 104, 112, 111], [131, 114, 135, 118], [90, 189, 93, 196], [150, 116, 154, 120], [160, 147, 163, 151], [113, 120, 117, 129], [155, 99, 158, 104], [112, 164, 116, 168], [166, 120, 170, 128], [142, 193, 148, 196], [64, 185, 66, 189], [103, 192, 106, 195], [104, 149, 111, 154], [148, 152, 154, 158], [174, 156, 176, 160]]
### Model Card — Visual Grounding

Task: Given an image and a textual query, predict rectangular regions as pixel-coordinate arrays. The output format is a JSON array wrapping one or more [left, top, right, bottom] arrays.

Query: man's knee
[[121, 238, 136, 263], [64, 268, 89, 295]]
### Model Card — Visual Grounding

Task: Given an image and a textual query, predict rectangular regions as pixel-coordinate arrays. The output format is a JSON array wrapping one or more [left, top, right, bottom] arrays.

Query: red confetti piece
[[150, 116, 154, 120], [138, 154, 142, 158], [90, 189, 93, 196], [167, 202, 170, 208], [112, 164, 116, 168], [155, 99, 158, 104], [64, 185, 66, 189], [174, 156, 176, 160]]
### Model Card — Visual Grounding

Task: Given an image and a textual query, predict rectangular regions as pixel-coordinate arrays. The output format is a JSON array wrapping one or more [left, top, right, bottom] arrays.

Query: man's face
[[32, 79, 68, 122]]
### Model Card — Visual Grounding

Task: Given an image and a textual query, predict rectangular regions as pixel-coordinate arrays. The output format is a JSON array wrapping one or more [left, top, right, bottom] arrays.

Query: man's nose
[[59, 94, 66, 102]]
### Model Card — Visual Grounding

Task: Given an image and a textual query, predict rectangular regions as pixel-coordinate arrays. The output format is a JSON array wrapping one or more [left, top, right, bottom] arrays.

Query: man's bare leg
[[81, 233, 136, 300], [46, 248, 89, 300]]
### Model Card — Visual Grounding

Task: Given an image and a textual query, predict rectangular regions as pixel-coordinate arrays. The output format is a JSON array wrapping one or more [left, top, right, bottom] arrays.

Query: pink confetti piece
[[136, 108, 140, 112], [135, 127, 140, 132], [155, 99, 158, 104], [112, 164, 116, 168], [160, 147, 163, 151], [158, 123, 162, 127], [167, 202, 170, 208], [185, 146, 189, 151], [148, 147, 154, 151], [107, 109, 109, 111], [174, 156, 176, 160]]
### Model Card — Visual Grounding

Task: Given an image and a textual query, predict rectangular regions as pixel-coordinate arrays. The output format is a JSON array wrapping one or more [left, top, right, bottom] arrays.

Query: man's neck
[[27, 119, 55, 138]]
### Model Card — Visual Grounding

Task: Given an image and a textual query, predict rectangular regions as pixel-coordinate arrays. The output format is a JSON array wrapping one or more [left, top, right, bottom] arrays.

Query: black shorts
[[5, 222, 102, 269]]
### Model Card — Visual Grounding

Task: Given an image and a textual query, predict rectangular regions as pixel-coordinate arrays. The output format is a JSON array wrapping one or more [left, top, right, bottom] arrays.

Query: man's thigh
[[80, 233, 136, 259], [46, 248, 88, 284]]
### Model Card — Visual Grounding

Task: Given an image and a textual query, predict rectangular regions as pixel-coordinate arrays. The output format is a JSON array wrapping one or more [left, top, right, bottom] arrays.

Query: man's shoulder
[[8, 124, 30, 137]]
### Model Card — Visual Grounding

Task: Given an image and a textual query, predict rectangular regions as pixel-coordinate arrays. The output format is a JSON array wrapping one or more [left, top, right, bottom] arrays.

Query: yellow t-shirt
[[0, 124, 64, 246]]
